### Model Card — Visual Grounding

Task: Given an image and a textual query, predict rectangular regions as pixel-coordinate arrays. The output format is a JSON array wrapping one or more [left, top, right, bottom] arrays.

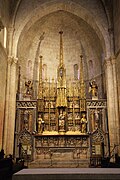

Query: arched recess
[[6, 0, 120, 157], [10, 0, 110, 59], [18, 129, 33, 160], [16, 9, 103, 99]]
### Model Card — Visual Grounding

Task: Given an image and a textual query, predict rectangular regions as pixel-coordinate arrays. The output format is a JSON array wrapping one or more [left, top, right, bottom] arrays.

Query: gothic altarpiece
[[15, 32, 108, 167]]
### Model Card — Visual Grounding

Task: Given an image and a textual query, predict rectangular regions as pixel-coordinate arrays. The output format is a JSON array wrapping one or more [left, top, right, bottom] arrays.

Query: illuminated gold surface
[[37, 32, 87, 135]]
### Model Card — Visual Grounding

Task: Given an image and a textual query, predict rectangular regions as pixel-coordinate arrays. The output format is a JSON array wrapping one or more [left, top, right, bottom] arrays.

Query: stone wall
[[0, 0, 10, 46], [0, 0, 10, 26], [0, 0, 10, 149], [113, 0, 120, 54], [116, 53, 120, 125]]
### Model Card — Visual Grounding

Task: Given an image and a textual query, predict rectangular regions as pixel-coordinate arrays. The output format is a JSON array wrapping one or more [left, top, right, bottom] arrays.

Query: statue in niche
[[45, 101, 48, 108], [24, 110, 29, 129], [94, 109, 99, 129], [59, 110, 66, 131], [68, 113, 72, 119], [74, 101, 79, 108], [37, 114, 44, 134], [74, 64, 78, 80], [91, 109, 99, 132], [51, 102, 54, 108], [75, 113, 80, 119], [89, 80, 98, 100], [69, 102, 73, 108], [81, 113, 87, 133], [60, 68, 63, 78], [25, 80, 33, 96], [51, 114, 55, 120]]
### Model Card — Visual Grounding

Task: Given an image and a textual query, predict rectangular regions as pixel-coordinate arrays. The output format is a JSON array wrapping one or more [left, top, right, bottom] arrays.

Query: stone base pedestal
[[13, 168, 120, 180], [23, 95, 31, 101]]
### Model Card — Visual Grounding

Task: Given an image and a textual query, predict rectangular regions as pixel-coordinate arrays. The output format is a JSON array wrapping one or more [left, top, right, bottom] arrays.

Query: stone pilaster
[[104, 59, 115, 146], [7, 27, 15, 56], [111, 57, 119, 153], [6, 57, 18, 155], [3, 56, 13, 154], [104, 57, 119, 153]]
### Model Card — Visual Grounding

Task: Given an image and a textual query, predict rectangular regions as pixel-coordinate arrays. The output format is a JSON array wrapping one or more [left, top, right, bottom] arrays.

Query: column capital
[[104, 57, 112, 69], [7, 26, 15, 35], [12, 57, 18, 65], [111, 57, 116, 65], [108, 28, 114, 35], [7, 56, 13, 65], [7, 56, 18, 65], [104, 55, 116, 65]]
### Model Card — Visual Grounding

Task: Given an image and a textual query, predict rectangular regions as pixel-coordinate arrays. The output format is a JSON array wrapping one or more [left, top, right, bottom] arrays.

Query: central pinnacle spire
[[59, 31, 64, 66], [56, 31, 67, 107]]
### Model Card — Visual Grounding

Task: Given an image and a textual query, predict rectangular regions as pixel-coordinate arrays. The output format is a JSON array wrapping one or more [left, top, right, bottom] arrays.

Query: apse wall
[[17, 9, 104, 99], [0, 0, 10, 25]]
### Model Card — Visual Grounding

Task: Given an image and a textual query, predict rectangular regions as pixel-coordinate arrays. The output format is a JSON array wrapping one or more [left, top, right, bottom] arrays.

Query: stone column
[[7, 26, 15, 56], [3, 56, 12, 154], [6, 57, 18, 155], [104, 58, 116, 149], [104, 58, 119, 154], [111, 58, 119, 153]]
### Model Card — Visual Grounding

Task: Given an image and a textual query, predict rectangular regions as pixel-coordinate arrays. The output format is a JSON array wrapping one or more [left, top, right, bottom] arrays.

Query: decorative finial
[[80, 55, 83, 59], [59, 31, 63, 34]]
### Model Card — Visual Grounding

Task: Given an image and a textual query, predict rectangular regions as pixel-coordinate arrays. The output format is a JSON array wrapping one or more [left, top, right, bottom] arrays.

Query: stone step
[[28, 159, 90, 168]]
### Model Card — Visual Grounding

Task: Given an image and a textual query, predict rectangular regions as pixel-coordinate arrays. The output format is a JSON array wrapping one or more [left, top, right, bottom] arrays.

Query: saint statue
[[81, 113, 87, 133], [94, 109, 99, 129], [25, 80, 33, 96], [59, 110, 65, 131], [37, 114, 44, 133], [89, 80, 98, 100], [91, 109, 99, 132]]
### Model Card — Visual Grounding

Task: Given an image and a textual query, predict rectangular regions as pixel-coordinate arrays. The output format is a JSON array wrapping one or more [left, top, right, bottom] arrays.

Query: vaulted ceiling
[[7, 0, 113, 93]]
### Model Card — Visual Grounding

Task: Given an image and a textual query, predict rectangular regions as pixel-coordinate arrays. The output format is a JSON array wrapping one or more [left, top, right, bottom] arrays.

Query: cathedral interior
[[0, 0, 120, 169]]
